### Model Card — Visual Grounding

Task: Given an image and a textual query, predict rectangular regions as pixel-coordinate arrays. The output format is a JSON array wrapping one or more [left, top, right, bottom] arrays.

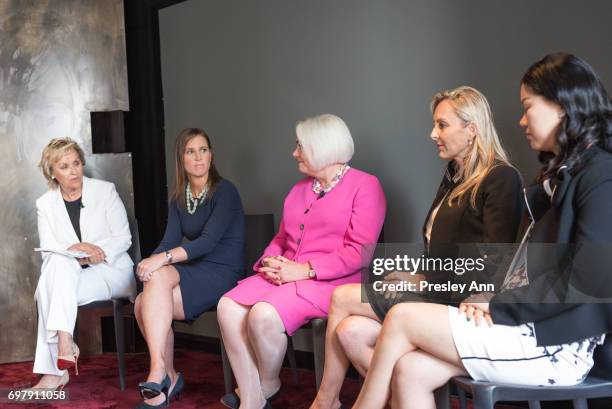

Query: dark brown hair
[[173, 128, 221, 208]]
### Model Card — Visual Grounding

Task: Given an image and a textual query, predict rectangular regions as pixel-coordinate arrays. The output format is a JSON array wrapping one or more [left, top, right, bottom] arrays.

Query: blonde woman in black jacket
[[311, 86, 523, 409], [351, 53, 612, 409]]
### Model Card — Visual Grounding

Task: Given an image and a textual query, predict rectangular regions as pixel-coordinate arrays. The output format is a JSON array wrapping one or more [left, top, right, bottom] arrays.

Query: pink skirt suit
[[223, 167, 386, 335]]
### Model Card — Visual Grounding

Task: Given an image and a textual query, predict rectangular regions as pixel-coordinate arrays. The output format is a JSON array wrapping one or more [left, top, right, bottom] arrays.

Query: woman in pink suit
[[217, 113, 386, 409]]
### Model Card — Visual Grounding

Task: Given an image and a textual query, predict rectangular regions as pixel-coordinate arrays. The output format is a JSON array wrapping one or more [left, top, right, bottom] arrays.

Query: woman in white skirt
[[31, 138, 136, 390], [352, 53, 612, 409]]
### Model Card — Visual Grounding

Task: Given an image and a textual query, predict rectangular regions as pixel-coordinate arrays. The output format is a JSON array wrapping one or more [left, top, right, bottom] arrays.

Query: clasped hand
[[68, 242, 106, 265], [136, 253, 167, 282], [458, 292, 495, 327], [258, 255, 309, 285]]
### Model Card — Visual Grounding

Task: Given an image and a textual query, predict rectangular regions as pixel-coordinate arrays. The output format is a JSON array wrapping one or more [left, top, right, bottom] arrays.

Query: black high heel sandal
[[135, 375, 171, 409]]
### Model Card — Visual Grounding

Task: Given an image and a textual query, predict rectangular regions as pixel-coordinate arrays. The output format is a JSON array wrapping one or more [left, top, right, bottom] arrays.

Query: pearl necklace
[[312, 164, 350, 195], [186, 182, 209, 215]]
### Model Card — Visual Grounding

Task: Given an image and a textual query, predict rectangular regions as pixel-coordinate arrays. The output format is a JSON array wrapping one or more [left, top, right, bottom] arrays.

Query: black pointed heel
[[168, 372, 184, 402]]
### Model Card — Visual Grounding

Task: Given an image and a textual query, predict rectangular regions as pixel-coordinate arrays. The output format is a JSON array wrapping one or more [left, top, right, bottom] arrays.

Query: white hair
[[296, 114, 355, 171]]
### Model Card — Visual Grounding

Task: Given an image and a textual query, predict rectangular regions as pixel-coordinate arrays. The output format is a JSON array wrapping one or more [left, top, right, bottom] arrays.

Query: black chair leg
[[112, 299, 126, 391], [286, 336, 299, 385], [528, 401, 542, 409], [434, 383, 451, 409], [311, 319, 326, 390], [220, 336, 234, 395], [572, 399, 588, 409], [472, 387, 495, 409], [458, 387, 468, 409]]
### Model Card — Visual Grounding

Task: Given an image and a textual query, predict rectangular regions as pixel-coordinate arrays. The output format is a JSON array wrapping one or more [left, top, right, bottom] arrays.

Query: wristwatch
[[165, 250, 173, 265], [308, 267, 316, 279]]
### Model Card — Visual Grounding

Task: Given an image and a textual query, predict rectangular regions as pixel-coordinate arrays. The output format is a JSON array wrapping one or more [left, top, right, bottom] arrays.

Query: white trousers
[[33, 254, 135, 375]]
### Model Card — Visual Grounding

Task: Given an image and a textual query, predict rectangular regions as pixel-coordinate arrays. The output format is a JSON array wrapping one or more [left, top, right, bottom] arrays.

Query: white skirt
[[448, 305, 604, 386]]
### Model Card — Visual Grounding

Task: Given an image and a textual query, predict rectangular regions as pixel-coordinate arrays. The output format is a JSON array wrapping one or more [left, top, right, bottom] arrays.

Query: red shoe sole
[[57, 359, 75, 370]]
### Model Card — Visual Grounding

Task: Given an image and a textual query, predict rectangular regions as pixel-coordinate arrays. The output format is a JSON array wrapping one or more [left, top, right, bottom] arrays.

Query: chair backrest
[[244, 214, 275, 276], [128, 221, 142, 263], [591, 335, 612, 379], [128, 221, 143, 294]]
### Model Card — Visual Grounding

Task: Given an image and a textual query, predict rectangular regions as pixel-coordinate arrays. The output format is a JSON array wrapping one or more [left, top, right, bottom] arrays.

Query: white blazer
[[36, 176, 134, 270]]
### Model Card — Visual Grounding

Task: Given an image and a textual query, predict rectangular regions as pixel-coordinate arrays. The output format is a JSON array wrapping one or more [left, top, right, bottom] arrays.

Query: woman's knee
[[143, 266, 177, 288], [247, 302, 283, 335], [392, 352, 454, 392], [385, 302, 421, 332], [41, 254, 80, 278], [217, 296, 244, 327], [336, 316, 371, 351], [330, 283, 360, 312], [393, 353, 421, 385]]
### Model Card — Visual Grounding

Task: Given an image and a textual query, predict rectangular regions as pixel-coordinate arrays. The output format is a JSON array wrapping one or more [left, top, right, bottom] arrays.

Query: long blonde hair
[[431, 86, 511, 208]]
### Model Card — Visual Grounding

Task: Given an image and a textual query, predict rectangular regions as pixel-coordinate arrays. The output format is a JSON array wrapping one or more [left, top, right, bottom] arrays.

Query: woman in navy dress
[[133, 128, 245, 408]]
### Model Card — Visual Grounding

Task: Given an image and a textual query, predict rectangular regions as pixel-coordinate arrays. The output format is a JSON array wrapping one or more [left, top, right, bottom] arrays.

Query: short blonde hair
[[430, 86, 511, 208], [296, 114, 354, 171], [39, 137, 86, 189]]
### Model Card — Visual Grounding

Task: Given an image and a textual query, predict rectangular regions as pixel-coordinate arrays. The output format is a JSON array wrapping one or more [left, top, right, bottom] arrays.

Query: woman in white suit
[[31, 137, 136, 390]]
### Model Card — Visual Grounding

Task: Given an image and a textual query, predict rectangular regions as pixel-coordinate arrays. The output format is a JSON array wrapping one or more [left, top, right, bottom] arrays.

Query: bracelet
[[165, 250, 173, 265]]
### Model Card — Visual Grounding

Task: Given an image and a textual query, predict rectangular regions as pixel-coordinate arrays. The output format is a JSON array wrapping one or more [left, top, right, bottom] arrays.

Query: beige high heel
[[28, 371, 69, 391]]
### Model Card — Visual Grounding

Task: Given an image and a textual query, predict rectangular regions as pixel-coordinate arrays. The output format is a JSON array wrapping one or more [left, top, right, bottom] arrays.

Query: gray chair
[[74, 223, 141, 391], [220, 214, 301, 394], [452, 336, 612, 409], [300, 318, 327, 390]]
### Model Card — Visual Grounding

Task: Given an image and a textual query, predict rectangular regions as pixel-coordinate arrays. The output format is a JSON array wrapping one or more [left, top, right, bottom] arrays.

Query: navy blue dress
[[154, 179, 246, 321]]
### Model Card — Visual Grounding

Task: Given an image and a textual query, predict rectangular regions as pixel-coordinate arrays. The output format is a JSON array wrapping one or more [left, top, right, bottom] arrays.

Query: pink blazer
[[254, 167, 386, 312]]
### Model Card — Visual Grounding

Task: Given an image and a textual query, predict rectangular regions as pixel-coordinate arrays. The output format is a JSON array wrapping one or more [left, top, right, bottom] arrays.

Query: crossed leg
[[134, 265, 185, 406], [352, 302, 467, 409], [311, 284, 381, 409]]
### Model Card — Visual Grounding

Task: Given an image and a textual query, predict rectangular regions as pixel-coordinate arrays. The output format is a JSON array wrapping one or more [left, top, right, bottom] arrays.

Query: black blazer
[[422, 162, 523, 303], [491, 145, 612, 346], [424, 162, 523, 245]]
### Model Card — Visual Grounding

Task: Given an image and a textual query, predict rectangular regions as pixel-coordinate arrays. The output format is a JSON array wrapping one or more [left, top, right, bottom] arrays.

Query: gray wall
[[0, 0, 131, 363], [159, 0, 612, 244]]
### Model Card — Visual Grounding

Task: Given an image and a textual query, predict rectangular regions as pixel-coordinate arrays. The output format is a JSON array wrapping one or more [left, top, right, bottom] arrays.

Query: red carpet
[[0, 349, 481, 409]]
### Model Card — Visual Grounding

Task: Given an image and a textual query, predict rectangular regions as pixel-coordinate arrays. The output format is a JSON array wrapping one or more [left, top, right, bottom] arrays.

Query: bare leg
[[135, 266, 183, 406], [134, 294, 146, 338], [352, 303, 464, 409], [135, 293, 180, 376], [164, 285, 185, 386], [336, 316, 380, 376], [311, 284, 380, 409], [390, 351, 467, 409], [246, 302, 287, 398], [217, 297, 266, 409]]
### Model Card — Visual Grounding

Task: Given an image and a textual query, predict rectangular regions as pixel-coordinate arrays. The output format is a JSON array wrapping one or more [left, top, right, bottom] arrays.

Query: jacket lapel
[[79, 177, 91, 243], [54, 187, 80, 244]]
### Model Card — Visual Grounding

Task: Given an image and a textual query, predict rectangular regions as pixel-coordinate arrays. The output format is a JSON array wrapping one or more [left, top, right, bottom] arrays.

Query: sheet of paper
[[34, 248, 90, 259]]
